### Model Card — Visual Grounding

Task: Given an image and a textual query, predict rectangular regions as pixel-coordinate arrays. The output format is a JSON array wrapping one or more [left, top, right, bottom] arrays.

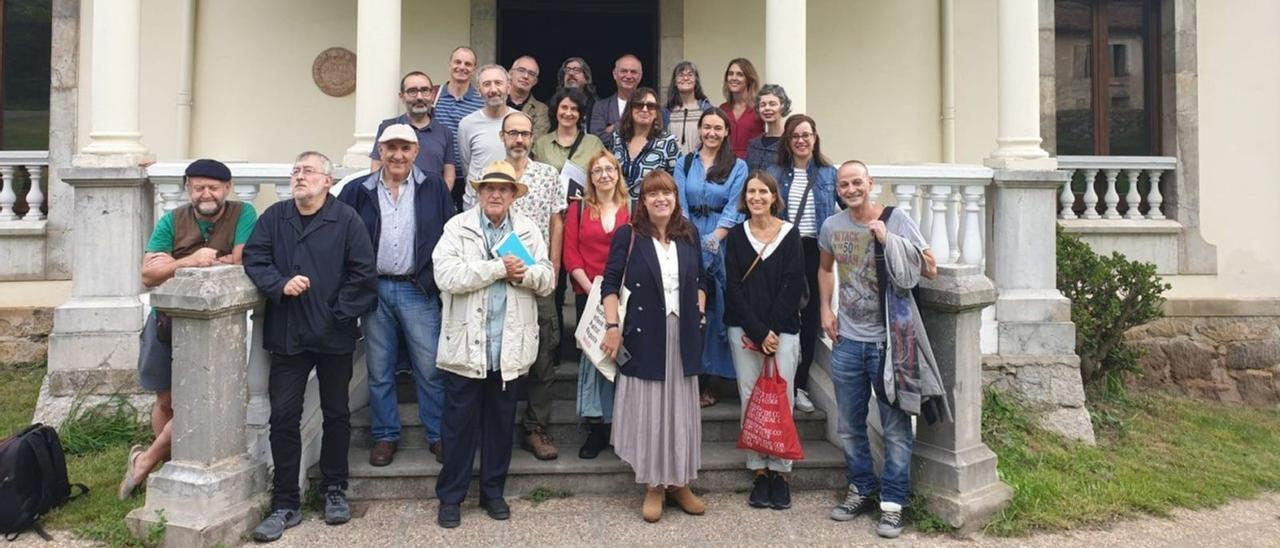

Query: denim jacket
[[765, 161, 842, 230]]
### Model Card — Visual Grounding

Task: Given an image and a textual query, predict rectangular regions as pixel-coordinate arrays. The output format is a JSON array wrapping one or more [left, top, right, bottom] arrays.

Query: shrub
[[1056, 227, 1171, 388]]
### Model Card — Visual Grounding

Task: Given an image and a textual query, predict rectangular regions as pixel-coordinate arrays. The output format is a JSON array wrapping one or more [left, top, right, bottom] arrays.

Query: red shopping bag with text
[[736, 341, 805, 461]]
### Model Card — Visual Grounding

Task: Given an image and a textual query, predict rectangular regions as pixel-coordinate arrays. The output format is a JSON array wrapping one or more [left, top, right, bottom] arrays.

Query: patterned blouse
[[610, 130, 679, 199]]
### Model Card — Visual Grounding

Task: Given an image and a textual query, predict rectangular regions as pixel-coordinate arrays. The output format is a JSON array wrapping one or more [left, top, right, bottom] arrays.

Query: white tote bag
[[574, 277, 628, 381]]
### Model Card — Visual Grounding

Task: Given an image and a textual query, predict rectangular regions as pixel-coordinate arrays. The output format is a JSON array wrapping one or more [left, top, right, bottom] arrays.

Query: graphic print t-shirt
[[816, 208, 929, 343]]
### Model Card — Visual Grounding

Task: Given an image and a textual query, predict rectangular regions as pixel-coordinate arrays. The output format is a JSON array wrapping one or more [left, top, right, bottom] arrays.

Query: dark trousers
[[436, 370, 521, 504], [796, 236, 821, 392], [451, 176, 466, 213], [267, 351, 353, 510], [521, 295, 559, 431]]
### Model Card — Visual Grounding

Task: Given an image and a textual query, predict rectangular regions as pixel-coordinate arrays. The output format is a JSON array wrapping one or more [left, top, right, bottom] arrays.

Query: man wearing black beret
[[118, 158, 259, 500]]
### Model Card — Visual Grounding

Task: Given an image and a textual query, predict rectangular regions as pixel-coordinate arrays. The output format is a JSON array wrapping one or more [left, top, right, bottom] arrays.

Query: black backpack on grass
[[0, 424, 89, 540]]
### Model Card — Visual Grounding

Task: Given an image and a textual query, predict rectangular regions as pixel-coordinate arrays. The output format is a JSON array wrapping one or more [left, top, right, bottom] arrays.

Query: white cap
[[377, 124, 417, 144]]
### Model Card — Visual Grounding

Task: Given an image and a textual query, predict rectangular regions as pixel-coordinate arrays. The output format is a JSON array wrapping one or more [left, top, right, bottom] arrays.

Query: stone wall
[[0, 307, 52, 366], [1126, 314, 1280, 405], [982, 354, 1096, 444]]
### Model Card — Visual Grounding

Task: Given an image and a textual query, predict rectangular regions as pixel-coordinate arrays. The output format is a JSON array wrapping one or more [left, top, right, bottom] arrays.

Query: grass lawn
[[1, 363, 151, 547], [982, 389, 1280, 536]]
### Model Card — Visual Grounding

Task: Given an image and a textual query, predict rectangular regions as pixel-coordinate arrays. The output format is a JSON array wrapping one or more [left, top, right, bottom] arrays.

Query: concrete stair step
[[349, 399, 827, 448], [320, 440, 847, 501]]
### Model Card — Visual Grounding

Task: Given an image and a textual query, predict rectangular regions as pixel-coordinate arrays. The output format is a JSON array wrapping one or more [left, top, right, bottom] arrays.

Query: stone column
[[37, 167, 153, 424], [985, 0, 1053, 171], [913, 265, 1013, 533], [342, 0, 402, 168], [126, 266, 267, 548], [765, 0, 805, 114], [76, 0, 152, 167]]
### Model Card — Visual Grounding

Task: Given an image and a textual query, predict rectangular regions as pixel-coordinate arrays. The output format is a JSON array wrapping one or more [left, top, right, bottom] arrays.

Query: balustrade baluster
[[929, 184, 951, 263], [1145, 169, 1166, 220], [275, 181, 292, 202], [26, 166, 46, 220], [0, 166, 16, 221], [1123, 169, 1143, 220], [234, 182, 260, 203], [1102, 169, 1121, 220], [1060, 169, 1078, 219], [947, 187, 961, 263], [893, 184, 916, 224], [961, 184, 984, 265], [1081, 169, 1100, 219]]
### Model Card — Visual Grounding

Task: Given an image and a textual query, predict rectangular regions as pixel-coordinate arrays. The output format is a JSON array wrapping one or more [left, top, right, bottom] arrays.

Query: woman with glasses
[[676, 107, 747, 408], [662, 61, 714, 156], [610, 87, 680, 200], [720, 58, 764, 160], [563, 150, 631, 460], [765, 114, 838, 414], [745, 84, 792, 173]]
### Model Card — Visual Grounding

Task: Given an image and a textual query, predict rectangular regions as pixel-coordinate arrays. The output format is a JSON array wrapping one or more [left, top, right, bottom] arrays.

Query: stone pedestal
[[913, 265, 1013, 534], [126, 266, 267, 548], [36, 167, 152, 424]]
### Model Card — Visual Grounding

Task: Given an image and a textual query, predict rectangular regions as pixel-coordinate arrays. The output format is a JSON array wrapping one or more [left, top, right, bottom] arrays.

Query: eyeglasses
[[591, 166, 618, 176], [290, 166, 327, 177], [675, 70, 696, 80], [564, 65, 583, 74], [790, 132, 815, 142], [632, 101, 660, 112], [502, 130, 534, 139], [513, 66, 539, 78], [402, 87, 433, 97]]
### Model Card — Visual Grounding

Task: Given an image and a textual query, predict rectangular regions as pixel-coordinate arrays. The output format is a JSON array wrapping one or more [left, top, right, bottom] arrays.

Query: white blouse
[[653, 237, 680, 316]]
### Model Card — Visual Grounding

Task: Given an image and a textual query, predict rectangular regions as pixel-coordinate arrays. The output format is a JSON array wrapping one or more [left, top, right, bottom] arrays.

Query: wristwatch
[[605, 323, 619, 330]]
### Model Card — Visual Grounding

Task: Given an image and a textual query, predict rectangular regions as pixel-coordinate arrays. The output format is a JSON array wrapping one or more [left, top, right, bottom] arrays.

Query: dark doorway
[[497, 0, 659, 102]]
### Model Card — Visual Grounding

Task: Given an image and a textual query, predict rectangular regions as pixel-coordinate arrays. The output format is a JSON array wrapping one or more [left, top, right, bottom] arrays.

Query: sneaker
[[748, 471, 771, 508], [877, 505, 906, 538], [829, 485, 876, 521], [769, 472, 792, 510], [322, 486, 351, 525], [795, 389, 815, 413], [251, 508, 302, 543]]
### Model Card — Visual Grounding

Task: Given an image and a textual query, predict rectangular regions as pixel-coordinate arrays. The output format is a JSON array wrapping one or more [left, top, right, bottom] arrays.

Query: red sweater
[[720, 101, 765, 159], [563, 201, 630, 295]]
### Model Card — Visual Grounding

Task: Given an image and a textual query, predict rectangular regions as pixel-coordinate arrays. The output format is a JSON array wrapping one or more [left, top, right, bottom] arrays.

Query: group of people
[[118, 47, 949, 543]]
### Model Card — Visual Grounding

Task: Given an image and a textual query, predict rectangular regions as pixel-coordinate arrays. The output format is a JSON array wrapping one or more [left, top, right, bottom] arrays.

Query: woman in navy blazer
[[600, 170, 708, 523]]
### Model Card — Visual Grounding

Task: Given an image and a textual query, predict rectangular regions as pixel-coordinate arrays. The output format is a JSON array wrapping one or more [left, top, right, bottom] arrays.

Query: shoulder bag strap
[[791, 167, 817, 227], [566, 131, 586, 163]]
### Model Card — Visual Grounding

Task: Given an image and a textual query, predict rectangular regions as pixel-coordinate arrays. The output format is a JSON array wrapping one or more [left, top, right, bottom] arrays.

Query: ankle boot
[[579, 423, 609, 459], [642, 486, 665, 522], [666, 485, 706, 515]]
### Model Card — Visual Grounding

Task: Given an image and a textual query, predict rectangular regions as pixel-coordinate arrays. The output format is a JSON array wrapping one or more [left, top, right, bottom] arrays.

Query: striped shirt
[[433, 86, 485, 173], [787, 170, 819, 237]]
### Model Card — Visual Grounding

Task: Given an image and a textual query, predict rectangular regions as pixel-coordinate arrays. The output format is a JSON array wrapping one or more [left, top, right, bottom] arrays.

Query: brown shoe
[[429, 441, 444, 464], [666, 485, 705, 515], [642, 486, 665, 522], [522, 428, 559, 461], [369, 440, 397, 467]]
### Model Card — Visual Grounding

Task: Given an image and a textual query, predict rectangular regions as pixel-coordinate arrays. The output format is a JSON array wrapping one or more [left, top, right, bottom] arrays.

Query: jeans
[[829, 338, 914, 506], [363, 279, 444, 444], [268, 351, 352, 510]]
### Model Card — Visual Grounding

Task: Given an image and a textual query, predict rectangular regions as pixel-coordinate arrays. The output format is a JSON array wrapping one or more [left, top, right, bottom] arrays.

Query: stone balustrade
[[0, 151, 50, 222], [146, 162, 366, 215], [1057, 155, 1176, 221], [870, 164, 992, 267]]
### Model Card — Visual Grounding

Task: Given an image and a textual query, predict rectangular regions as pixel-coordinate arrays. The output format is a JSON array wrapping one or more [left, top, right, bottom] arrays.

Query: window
[[1, 0, 52, 150], [1054, 0, 1161, 156]]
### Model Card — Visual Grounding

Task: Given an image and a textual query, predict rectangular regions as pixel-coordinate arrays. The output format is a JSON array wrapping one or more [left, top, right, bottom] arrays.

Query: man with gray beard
[[370, 71, 457, 184]]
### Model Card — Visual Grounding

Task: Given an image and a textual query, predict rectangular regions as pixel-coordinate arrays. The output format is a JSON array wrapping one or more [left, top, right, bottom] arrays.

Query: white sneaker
[[795, 389, 815, 413]]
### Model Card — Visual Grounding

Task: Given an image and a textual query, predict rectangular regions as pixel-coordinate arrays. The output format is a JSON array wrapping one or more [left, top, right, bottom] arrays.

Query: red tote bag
[[736, 350, 805, 461]]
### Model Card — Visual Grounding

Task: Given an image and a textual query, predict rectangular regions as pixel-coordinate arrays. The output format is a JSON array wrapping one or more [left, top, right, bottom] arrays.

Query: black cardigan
[[601, 224, 708, 381], [723, 222, 805, 346]]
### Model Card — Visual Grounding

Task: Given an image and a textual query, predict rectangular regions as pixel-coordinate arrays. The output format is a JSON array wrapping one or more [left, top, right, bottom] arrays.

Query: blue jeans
[[363, 279, 444, 443], [830, 338, 914, 506]]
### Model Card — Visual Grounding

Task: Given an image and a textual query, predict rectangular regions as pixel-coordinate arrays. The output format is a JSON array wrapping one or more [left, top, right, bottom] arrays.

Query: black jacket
[[336, 167, 454, 297], [244, 196, 377, 355], [601, 224, 707, 381], [723, 223, 805, 346]]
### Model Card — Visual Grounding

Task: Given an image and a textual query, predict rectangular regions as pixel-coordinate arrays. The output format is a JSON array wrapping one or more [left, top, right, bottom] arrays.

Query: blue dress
[[676, 153, 748, 379]]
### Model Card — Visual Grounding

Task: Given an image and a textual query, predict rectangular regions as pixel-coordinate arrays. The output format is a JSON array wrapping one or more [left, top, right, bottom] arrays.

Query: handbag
[[574, 230, 636, 381], [736, 339, 805, 461]]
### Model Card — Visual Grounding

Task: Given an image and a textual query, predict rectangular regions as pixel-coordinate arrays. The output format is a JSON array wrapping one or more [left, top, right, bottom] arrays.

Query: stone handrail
[[0, 150, 50, 222], [870, 163, 993, 267], [1057, 155, 1177, 221]]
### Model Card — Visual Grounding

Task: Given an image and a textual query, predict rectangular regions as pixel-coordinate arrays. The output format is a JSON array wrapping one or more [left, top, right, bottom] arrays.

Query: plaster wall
[[681, 0, 765, 105]]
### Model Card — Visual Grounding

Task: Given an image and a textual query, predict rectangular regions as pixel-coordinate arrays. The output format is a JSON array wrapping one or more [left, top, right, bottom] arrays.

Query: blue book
[[491, 231, 535, 266]]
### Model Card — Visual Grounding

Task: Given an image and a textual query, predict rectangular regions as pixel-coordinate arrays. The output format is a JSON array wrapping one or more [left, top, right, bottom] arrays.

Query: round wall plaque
[[312, 47, 357, 97]]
